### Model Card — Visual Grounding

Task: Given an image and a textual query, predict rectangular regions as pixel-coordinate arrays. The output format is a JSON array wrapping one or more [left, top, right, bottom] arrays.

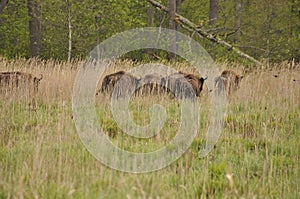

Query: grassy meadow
[[0, 57, 299, 198]]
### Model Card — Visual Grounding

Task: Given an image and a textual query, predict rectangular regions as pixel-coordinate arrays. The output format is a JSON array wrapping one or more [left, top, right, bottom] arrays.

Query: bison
[[99, 70, 126, 93], [182, 73, 207, 97], [136, 73, 165, 96], [97, 70, 140, 98], [214, 70, 243, 95], [163, 72, 207, 99], [97, 70, 208, 99], [0, 71, 43, 96]]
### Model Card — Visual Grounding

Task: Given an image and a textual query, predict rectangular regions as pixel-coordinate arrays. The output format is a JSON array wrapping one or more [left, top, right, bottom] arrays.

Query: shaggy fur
[[214, 70, 243, 95], [0, 71, 43, 95], [98, 71, 139, 98]]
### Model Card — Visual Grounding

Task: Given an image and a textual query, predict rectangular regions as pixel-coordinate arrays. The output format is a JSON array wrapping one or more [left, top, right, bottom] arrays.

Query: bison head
[[100, 71, 126, 93], [214, 70, 243, 95], [183, 74, 207, 97]]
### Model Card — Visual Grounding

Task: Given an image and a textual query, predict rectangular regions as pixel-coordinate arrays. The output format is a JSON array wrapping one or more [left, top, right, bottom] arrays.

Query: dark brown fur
[[214, 70, 243, 95], [137, 73, 165, 95], [183, 73, 207, 97], [98, 71, 139, 98], [0, 71, 43, 95], [100, 71, 126, 93], [98, 70, 208, 99], [164, 72, 207, 99]]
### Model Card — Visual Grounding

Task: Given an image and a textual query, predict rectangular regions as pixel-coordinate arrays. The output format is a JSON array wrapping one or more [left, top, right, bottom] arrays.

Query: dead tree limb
[[147, 0, 262, 65]]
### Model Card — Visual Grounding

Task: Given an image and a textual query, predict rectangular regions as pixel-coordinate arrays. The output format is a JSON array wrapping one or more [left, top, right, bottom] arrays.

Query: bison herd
[[97, 69, 243, 99], [97, 70, 209, 99], [0, 68, 243, 100]]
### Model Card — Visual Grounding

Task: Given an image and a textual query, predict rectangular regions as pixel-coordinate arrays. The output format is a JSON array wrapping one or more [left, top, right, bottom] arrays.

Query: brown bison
[[183, 73, 207, 97], [97, 70, 208, 99], [97, 70, 139, 98], [163, 72, 207, 99], [136, 73, 165, 95], [214, 70, 243, 95], [0, 71, 43, 96], [99, 71, 126, 93]]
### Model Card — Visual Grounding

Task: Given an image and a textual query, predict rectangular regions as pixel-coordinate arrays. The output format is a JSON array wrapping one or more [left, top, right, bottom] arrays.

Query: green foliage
[[0, 0, 29, 58], [0, 0, 299, 62]]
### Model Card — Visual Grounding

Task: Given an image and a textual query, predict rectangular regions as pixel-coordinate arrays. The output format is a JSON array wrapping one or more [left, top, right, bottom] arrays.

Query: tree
[[209, 0, 218, 26], [147, 0, 262, 65], [169, 0, 177, 59], [0, 0, 29, 57], [0, 0, 299, 62], [66, 0, 72, 62], [235, 0, 242, 42], [27, 0, 41, 57], [176, 0, 182, 30], [0, 0, 9, 15]]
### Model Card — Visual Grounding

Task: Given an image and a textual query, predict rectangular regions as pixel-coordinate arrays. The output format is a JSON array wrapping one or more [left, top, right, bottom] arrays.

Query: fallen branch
[[147, 0, 262, 65]]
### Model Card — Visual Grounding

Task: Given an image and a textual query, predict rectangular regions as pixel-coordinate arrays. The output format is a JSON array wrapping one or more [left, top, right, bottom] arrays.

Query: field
[[0, 58, 299, 198]]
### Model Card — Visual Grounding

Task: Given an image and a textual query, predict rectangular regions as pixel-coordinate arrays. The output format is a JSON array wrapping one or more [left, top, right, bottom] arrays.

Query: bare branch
[[146, 0, 262, 65]]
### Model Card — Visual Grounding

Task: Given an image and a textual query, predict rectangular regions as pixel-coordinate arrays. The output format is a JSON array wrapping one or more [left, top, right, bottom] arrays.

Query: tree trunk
[[265, 2, 272, 66], [146, 7, 155, 58], [95, 8, 101, 53], [27, 0, 41, 57], [176, 0, 182, 31], [209, 0, 218, 26], [148, 6, 154, 26], [169, 0, 176, 60], [0, 0, 9, 15], [290, 0, 300, 62], [67, 2, 72, 62], [235, 0, 242, 42]]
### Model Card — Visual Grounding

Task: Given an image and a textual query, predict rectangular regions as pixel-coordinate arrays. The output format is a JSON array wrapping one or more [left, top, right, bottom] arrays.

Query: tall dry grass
[[0, 57, 299, 198]]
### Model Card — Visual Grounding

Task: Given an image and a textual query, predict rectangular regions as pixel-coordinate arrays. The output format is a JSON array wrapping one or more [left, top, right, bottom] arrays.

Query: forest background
[[0, 0, 299, 64]]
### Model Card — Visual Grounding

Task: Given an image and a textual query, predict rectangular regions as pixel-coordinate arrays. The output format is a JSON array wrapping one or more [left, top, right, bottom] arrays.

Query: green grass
[[0, 59, 299, 198]]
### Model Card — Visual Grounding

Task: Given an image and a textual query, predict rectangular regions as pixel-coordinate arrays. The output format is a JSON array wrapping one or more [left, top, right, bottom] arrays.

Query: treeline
[[0, 0, 299, 63]]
